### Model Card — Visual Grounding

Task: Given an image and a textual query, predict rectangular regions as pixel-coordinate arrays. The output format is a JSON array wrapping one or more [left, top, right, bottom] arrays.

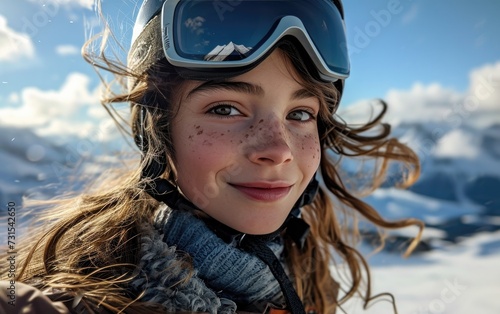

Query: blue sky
[[0, 0, 499, 140], [342, 0, 500, 104]]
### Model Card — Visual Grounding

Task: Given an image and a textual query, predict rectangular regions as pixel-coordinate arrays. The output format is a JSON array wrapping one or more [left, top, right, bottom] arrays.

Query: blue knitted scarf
[[131, 206, 286, 313]]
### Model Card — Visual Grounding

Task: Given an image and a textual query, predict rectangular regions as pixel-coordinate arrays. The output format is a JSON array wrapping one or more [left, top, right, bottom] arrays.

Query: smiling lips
[[229, 182, 293, 202]]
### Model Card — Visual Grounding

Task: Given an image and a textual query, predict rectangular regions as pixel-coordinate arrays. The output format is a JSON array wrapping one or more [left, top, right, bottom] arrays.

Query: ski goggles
[[130, 0, 350, 82]]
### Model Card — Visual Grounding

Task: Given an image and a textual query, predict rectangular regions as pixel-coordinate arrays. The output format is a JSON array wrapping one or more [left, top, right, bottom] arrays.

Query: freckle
[[197, 130, 203, 135], [259, 128, 262, 131], [245, 134, 249, 138], [259, 119, 264, 123], [220, 133, 225, 136], [249, 125, 254, 129], [239, 140, 243, 144], [227, 129, 231, 132], [195, 125, 200, 129]]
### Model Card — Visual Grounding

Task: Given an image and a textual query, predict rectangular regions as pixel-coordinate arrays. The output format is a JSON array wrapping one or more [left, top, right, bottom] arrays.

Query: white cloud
[[385, 83, 463, 125], [341, 83, 463, 126], [28, 0, 94, 10], [87, 104, 108, 120], [185, 16, 206, 35], [342, 61, 500, 129], [0, 72, 117, 140], [0, 15, 35, 62], [55, 44, 80, 56], [467, 62, 500, 110]]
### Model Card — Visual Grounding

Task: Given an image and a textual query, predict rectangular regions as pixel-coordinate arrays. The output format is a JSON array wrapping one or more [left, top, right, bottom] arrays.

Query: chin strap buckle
[[264, 304, 290, 314]]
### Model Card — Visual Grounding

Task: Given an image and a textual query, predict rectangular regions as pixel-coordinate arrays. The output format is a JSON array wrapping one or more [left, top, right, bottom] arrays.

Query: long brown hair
[[6, 8, 423, 314]]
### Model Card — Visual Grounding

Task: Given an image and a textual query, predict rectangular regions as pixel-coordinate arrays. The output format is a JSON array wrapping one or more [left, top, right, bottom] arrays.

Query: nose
[[246, 117, 293, 165]]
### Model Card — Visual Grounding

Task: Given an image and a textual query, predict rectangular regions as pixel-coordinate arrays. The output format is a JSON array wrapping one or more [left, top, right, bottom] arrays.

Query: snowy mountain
[[357, 120, 500, 250], [0, 125, 121, 221], [0, 126, 66, 206], [204, 42, 252, 61]]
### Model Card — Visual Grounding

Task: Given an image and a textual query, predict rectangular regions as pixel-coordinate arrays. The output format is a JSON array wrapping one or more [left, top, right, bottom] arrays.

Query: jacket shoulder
[[0, 280, 70, 314]]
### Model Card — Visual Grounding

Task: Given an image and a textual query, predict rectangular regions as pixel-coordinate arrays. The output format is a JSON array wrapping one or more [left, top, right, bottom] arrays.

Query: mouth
[[229, 182, 293, 202]]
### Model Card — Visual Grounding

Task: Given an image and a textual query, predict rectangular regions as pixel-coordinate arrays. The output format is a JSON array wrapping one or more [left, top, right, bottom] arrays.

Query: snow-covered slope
[[0, 126, 122, 221]]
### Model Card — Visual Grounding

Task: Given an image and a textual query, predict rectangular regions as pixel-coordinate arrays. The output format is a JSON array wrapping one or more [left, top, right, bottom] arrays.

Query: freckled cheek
[[180, 128, 243, 162], [293, 132, 321, 167], [174, 132, 230, 190]]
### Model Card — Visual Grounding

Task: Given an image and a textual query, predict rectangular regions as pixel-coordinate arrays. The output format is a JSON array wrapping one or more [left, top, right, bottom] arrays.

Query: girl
[[3, 0, 423, 313]]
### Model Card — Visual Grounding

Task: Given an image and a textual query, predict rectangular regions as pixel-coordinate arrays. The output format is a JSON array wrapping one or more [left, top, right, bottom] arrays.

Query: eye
[[287, 109, 315, 122], [208, 104, 242, 116]]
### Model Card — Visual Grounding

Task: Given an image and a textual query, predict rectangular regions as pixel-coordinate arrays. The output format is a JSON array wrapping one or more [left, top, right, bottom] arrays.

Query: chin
[[233, 218, 287, 236]]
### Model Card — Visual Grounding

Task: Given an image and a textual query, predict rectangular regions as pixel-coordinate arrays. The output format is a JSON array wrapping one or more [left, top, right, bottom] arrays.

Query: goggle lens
[[172, 0, 349, 77]]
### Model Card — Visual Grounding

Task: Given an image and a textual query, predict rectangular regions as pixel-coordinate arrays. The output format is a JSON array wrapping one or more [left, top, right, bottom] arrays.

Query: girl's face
[[171, 50, 321, 234]]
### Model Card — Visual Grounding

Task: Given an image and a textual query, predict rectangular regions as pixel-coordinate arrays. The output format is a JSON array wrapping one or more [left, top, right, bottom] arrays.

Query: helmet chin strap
[[136, 105, 317, 314]]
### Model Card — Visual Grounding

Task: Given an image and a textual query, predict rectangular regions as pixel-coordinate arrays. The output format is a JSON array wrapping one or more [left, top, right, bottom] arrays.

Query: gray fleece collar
[[131, 207, 286, 313]]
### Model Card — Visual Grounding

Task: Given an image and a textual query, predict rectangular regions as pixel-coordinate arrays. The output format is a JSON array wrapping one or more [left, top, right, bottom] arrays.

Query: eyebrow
[[187, 81, 264, 98], [291, 88, 316, 100], [186, 80, 316, 101]]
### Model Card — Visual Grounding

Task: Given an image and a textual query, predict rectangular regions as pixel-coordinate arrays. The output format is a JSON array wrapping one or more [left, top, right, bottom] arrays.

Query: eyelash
[[206, 103, 242, 117], [288, 108, 317, 123], [207, 103, 317, 122]]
